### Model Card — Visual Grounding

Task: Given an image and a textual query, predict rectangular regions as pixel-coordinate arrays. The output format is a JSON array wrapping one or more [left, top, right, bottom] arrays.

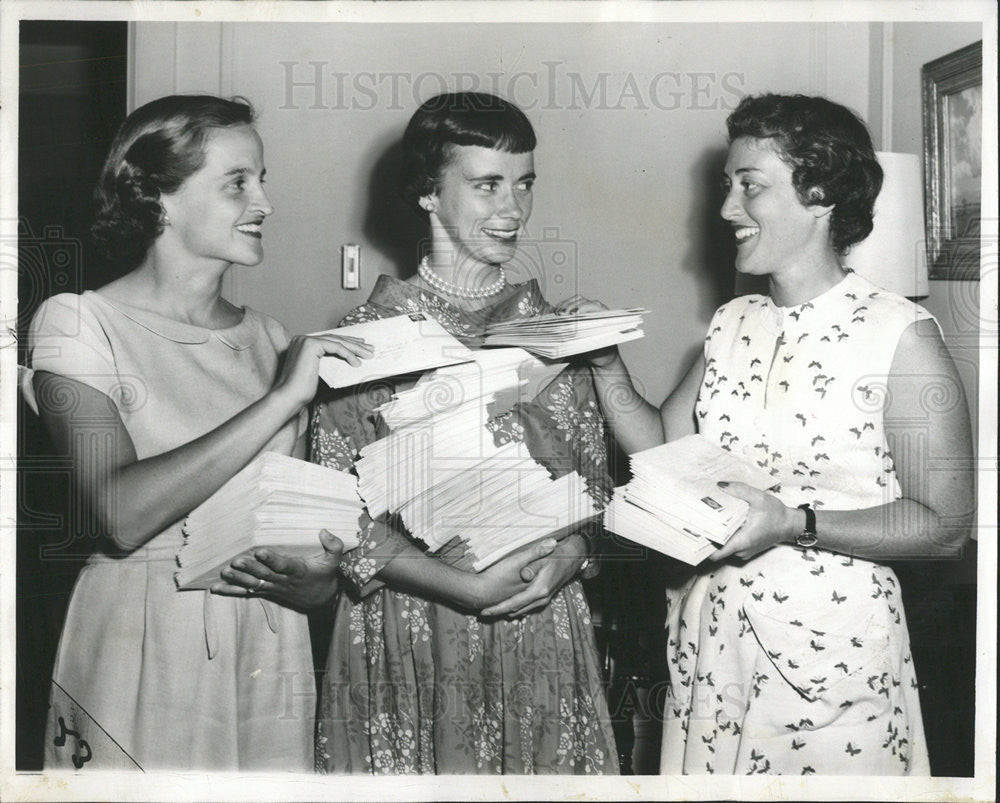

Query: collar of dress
[[87, 292, 259, 350]]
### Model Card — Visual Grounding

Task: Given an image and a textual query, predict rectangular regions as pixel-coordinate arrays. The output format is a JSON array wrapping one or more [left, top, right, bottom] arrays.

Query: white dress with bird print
[[660, 271, 932, 775]]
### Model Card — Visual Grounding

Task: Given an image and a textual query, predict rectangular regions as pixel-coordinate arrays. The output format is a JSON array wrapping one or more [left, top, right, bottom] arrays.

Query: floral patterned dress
[[311, 275, 618, 774], [661, 271, 932, 775]]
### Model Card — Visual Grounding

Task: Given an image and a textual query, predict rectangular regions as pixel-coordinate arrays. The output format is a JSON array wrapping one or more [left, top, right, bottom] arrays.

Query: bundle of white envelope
[[177, 311, 648, 587], [603, 434, 776, 565], [176, 452, 362, 590], [357, 348, 600, 571], [482, 307, 647, 358]]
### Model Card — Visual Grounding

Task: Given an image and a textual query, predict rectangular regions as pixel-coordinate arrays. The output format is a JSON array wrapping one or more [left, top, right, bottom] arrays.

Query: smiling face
[[423, 144, 535, 272], [720, 136, 830, 278], [158, 124, 273, 269]]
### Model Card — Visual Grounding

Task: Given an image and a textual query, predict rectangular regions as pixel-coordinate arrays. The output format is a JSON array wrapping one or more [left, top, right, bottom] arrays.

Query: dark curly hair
[[92, 95, 256, 272], [400, 92, 536, 211], [726, 94, 882, 254]]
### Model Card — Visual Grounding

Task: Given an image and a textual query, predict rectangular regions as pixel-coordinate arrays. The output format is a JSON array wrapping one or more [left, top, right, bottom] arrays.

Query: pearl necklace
[[417, 256, 506, 300]]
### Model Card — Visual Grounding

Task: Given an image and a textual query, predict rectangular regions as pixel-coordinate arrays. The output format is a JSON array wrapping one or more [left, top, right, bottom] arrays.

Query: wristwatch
[[795, 503, 818, 548]]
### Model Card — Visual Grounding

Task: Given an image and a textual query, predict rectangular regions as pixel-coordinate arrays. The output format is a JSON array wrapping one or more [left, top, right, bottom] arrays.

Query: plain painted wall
[[132, 21, 873, 403]]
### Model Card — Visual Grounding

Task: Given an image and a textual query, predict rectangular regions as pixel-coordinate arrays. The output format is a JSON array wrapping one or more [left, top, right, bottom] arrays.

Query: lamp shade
[[846, 152, 929, 299]]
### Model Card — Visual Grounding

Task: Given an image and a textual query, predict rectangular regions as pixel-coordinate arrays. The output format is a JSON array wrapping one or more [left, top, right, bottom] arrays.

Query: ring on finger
[[254, 577, 266, 593]]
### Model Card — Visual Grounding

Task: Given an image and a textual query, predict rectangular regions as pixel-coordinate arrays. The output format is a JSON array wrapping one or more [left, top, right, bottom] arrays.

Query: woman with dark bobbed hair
[[319, 91, 617, 774], [724, 92, 886, 254], [229, 91, 618, 773], [569, 94, 973, 774], [28, 94, 370, 770]]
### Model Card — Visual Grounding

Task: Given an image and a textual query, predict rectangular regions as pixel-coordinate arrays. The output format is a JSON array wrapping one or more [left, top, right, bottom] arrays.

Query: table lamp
[[846, 151, 930, 299]]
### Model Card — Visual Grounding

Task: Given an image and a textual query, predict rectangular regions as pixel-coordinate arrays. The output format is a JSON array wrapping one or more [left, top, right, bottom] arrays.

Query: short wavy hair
[[92, 94, 256, 272], [399, 92, 536, 211], [726, 93, 882, 254]]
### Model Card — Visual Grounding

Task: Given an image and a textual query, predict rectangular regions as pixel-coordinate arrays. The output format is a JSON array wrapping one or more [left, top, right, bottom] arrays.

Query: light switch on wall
[[342, 244, 360, 289]]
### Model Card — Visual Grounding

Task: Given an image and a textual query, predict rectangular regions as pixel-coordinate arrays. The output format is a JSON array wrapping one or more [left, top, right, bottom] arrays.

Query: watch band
[[796, 503, 818, 548]]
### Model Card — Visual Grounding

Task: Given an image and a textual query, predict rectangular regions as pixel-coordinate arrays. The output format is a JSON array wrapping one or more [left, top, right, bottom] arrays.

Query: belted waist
[[86, 527, 282, 661], [86, 523, 185, 564]]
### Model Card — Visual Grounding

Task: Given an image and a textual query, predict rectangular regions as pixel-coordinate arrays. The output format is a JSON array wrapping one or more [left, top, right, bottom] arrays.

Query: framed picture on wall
[[922, 41, 982, 280]]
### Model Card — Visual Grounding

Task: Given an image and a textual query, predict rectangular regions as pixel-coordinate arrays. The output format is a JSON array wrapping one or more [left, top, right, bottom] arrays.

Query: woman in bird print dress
[[566, 93, 974, 775]]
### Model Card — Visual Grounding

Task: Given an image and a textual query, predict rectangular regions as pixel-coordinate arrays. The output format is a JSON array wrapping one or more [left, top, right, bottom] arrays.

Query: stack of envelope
[[603, 434, 776, 565], [356, 349, 601, 570], [482, 308, 647, 358], [315, 312, 476, 389], [176, 452, 362, 590]]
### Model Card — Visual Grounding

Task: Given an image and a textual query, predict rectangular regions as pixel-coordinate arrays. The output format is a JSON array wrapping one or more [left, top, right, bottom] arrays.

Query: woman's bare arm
[[33, 333, 372, 551], [711, 319, 975, 561], [660, 356, 706, 442]]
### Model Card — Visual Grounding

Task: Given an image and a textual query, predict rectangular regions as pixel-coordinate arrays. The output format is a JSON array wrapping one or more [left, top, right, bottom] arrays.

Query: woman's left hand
[[480, 534, 588, 618], [708, 481, 800, 562], [553, 295, 621, 368], [210, 529, 344, 609]]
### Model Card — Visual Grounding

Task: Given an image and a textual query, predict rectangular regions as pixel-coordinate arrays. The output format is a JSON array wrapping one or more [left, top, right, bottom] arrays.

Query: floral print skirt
[[316, 581, 619, 774]]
